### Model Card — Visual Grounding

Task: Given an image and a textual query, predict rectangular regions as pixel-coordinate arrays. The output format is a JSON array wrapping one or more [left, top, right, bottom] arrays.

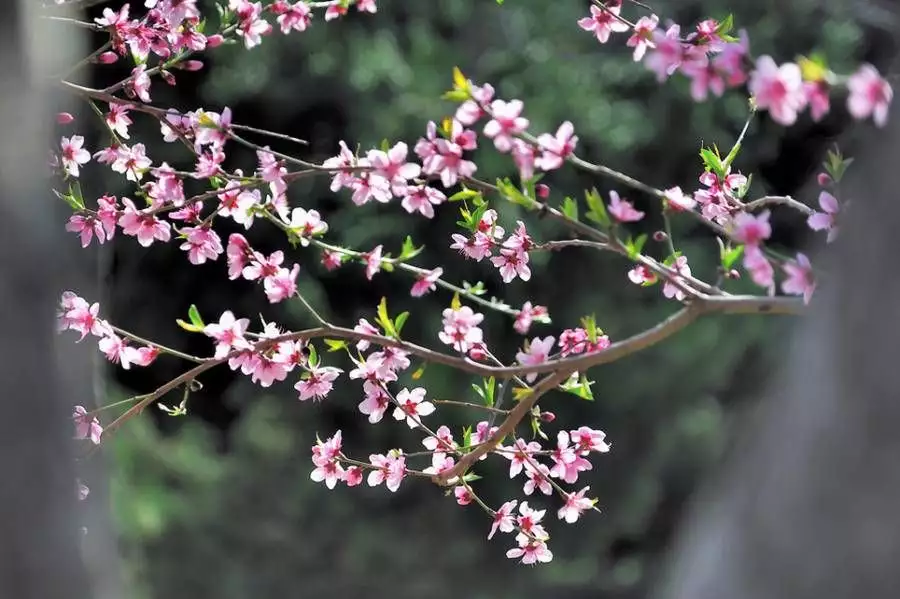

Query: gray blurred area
[[4, 1, 900, 598]]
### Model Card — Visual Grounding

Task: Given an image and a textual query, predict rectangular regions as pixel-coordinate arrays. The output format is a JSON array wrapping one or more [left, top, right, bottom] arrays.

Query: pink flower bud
[[468, 343, 488, 361], [540, 411, 556, 423], [206, 34, 225, 48], [817, 172, 832, 187], [56, 112, 74, 124], [270, 0, 289, 14], [161, 70, 176, 86], [536, 183, 550, 199], [653, 230, 668, 242], [727, 269, 741, 279], [179, 60, 204, 72], [96, 51, 119, 65]]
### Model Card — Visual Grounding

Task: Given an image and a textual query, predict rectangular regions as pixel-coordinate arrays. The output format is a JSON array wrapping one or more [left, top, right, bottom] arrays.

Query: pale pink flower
[[731, 210, 771, 247], [367, 141, 421, 196], [358, 380, 391, 423], [203, 311, 251, 358], [608, 190, 644, 222], [534, 122, 578, 171], [491, 247, 531, 283], [363, 245, 383, 280], [484, 99, 529, 153], [578, 3, 629, 43], [411, 267, 443, 297], [392, 387, 435, 428], [807, 190, 839, 242], [400, 185, 446, 218], [804, 81, 831, 122], [664, 186, 697, 211], [847, 64, 892, 127], [516, 336, 555, 383], [263, 263, 300, 303], [105, 103, 133, 139], [296, 366, 342, 401], [118, 198, 171, 247], [438, 306, 484, 353], [73, 405, 103, 444], [488, 500, 518, 539], [662, 256, 691, 301], [558, 487, 596, 524], [781, 252, 815, 305], [627, 14, 658, 61], [743, 245, 775, 294], [513, 302, 549, 335], [748, 56, 806, 126], [130, 64, 152, 102], [60, 136, 90, 177]]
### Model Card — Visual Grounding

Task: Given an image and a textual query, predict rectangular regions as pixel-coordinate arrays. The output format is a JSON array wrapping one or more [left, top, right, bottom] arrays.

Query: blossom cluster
[[55, 0, 892, 565]]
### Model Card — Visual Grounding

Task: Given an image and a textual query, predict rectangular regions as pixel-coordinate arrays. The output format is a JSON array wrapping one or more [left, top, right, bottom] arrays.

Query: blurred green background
[[75, 0, 877, 597]]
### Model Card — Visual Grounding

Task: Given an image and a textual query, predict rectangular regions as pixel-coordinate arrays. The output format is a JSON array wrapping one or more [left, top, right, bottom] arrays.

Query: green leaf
[[441, 89, 471, 103], [482, 377, 496, 407], [175, 319, 204, 333], [496, 177, 537, 210], [375, 297, 397, 338], [411, 363, 426, 380], [580, 314, 601, 343], [624, 234, 648, 259], [307, 343, 319, 368], [719, 240, 744, 270], [324, 339, 348, 352], [700, 146, 726, 178], [394, 311, 410, 336], [188, 304, 204, 328], [448, 189, 481, 203], [461, 425, 472, 448], [450, 292, 462, 311], [399, 236, 423, 260], [561, 196, 579, 221], [561, 373, 595, 401], [584, 188, 610, 228]]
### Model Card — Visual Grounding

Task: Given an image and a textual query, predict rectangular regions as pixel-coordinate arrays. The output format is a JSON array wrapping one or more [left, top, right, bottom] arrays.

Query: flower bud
[[468, 343, 487, 361], [96, 51, 119, 65], [179, 60, 204, 72], [727, 269, 741, 279], [653, 230, 668, 242], [161, 70, 176, 86], [817, 172, 832, 187], [206, 34, 225, 48], [540, 411, 556, 423], [536, 183, 550, 199], [56, 112, 74, 125]]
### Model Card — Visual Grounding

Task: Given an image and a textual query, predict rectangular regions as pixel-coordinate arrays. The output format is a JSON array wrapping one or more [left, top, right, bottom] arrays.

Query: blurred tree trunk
[[654, 5, 900, 599], [0, 2, 98, 598]]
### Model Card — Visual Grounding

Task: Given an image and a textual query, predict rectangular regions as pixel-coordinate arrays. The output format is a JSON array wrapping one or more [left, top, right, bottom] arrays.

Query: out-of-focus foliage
[[102, 0, 865, 597]]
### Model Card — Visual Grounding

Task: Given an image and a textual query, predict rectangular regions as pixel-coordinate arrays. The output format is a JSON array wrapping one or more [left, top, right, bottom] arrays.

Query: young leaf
[[625, 234, 648, 259], [324, 339, 348, 352], [188, 304, 205, 328], [307, 343, 319, 368], [561, 196, 579, 221], [450, 292, 462, 311], [376, 297, 397, 337], [175, 319, 204, 333], [411, 363, 426, 380], [448, 189, 481, 203], [561, 373, 595, 401], [394, 311, 410, 336], [584, 188, 610, 228], [482, 376, 496, 407]]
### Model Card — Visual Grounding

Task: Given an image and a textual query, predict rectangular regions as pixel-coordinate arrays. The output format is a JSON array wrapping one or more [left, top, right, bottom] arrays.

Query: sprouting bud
[[817, 172, 832, 187], [206, 34, 225, 48], [540, 411, 556, 423], [179, 60, 205, 72], [161, 70, 176, 86], [56, 112, 74, 125], [653, 230, 668, 242], [96, 51, 119, 65], [727, 269, 741, 279], [536, 183, 550, 199]]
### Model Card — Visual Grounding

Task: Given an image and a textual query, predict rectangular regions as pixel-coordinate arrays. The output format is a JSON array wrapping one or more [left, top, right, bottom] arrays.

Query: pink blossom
[[847, 64, 893, 127], [60, 136, 90, 177], [243, 250, 284, 281], [488, 500, 518, 539], [534, 122, 578, 171], [628, 264, 658, 286], [578, 3, 629, 43], [627, 14, 658, 61], [570, 426, 610, 455], [363, 245, 383, 280], [439, 305, 485, 353], [731, 210, 771, 247], [58, 292, 107, 340], [322, 250, 344, 271], [491, 247, 531, 283], [367, 451, 406, 492], [203, 311, 251, 358], [484, 100, 529, 153], [73, 406, 103, 444], [454, 485, 473, 506], [281, 206, 328, 245], [296, 366, 342, 401], [179, 226, 224, 265], [781, 252, 815, 305], [664, 186, 697, 212], [249, 355, 291, 387], [513, 302, 550, 335], [662, 255, 692, 301], [226, 234, 251, 280], [523, 462, 553, 496], [111, 143, 152, 182], [358, 380, 391, 423], [807, 190, 839, 242], [558, 328, 610, 356], [130, 64, 152, 102], [105, 103, 133, 139], [422, 425, 457, 456], [344, 466, 363, 487], [275, 0, 312, 34], [608, 190, 645, 222], [455, 82, 495, 125], [681, 55, 727, 102], [367, 141, 421, 196], [506, 438, 542, 478], [400, 185, 446, 218], [411, 267, 443, 297], [748, 56, 806, 126], [804, 81, 831, 122], [230, 0, 272, 48], [742, 245, 775, 294], [516, 336, 555, 383], [549, 431, 592, 484], [118, 198, 171, 247], [558, 487, 597, 524], [644, 24, 684, 81], [392, 386, 435, 428], [263, 263, 300, 303]]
